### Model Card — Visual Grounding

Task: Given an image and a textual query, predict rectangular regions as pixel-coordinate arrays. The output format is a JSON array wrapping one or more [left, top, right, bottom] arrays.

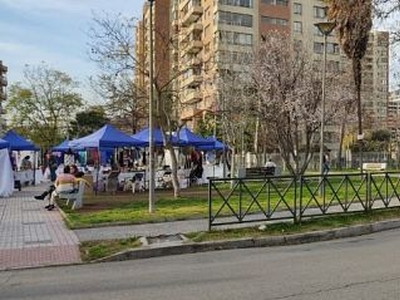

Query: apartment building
[[0, 61, 7, 135], [135, 1, 171, 94], [387, 90, 400, 138], [291, 1, 389, 151], [136, 0, 389, 140]]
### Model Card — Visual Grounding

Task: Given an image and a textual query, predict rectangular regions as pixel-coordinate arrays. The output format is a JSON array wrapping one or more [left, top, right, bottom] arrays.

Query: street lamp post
[[314, 21, 336, 177], [148, 0, 155, 213]]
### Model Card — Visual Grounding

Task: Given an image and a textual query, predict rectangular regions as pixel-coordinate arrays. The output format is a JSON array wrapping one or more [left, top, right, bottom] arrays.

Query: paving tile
[[0, 184, 81, 270]]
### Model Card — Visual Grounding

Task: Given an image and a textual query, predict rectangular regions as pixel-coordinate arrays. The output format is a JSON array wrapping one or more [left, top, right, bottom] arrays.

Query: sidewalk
[[3, 183, 400, 271], [0, 183, 215, 271], [0, 183, 81, 271]]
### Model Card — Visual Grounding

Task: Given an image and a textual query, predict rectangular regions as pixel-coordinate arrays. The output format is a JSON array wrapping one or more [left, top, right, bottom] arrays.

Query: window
[[313, 42, 323, 54], [261, 16, 288, 26], [261, 0, 288, 5], [218, 11, 253, 27], [313, 6, 326, 19], [293, 21, 302, 33], [218, 30, 253, 46], [326, 43, 340, 54], [293, 3, 302, 15], [218, 0, 253, 8]]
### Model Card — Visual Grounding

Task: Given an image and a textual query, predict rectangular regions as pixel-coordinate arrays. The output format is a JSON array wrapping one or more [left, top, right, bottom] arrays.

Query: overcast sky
[[0, 0, 143, 104]]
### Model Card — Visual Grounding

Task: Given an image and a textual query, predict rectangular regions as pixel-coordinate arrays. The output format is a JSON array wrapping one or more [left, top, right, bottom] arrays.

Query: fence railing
[[208, 172, 400, 230]]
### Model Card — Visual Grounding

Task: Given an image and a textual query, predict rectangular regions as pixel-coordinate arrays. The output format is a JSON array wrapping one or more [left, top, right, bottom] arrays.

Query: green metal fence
[[208, 172, 400, 230]]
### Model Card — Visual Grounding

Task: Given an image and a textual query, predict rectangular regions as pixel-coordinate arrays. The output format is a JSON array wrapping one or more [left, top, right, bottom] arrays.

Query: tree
[[87, 12, 148, 133], [87, 11, 193, 201], [248, 32, 345, 176], [69, 106, 110, 138], [6, 63, 84, 149], [326, 0, 373, 143]]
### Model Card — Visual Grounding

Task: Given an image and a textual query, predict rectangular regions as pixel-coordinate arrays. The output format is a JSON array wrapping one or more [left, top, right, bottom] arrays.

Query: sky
[[1, 0, 398, 102], [0, 0, 144, 104]]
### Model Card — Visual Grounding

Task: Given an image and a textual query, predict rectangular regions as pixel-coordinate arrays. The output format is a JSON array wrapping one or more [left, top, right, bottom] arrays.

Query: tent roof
[[70, 124, 145, 149], [2, 130, 39, 151], [0, 138, 9, 150], [131, 127, 179, 147], [196, 136, 228, 151], [174, 127, 214, 147], [51, 139, 84, 152]]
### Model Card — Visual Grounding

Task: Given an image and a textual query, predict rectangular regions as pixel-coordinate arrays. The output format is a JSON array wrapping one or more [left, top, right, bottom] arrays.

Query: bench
[[362, 162, 387, 172], [59, 181, 85, 210], [244, 167, 276, 178]]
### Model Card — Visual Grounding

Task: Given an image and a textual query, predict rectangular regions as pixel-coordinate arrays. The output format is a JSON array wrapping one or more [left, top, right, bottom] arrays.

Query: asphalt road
[[2, 229, 400, 300]]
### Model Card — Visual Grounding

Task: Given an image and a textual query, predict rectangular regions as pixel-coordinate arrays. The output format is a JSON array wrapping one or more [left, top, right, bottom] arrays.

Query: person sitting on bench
[[46, 165, 76, 211]]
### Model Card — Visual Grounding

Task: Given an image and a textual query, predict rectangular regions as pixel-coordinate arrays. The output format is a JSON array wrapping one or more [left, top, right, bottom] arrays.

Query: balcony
[[181, 40, 203, 55], [1, 76, 7, 87], [0, 91, 6, 100], [182, 88, 202, 104], [181, 71, 203, 88], [186, 22, 203, 35], [181, 107, 203, 121], [181, 0, 203, 27]]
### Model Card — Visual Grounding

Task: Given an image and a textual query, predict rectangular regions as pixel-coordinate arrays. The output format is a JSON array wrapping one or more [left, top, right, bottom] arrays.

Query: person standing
[[322, 151, 330, 175]]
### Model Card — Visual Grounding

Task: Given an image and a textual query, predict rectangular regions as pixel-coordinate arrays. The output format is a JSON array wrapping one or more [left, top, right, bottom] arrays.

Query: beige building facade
[[135, 0, 389, 143]]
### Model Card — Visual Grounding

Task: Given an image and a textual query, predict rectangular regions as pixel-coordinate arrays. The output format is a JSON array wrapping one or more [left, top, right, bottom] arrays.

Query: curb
[[92, 218, 400, 263]]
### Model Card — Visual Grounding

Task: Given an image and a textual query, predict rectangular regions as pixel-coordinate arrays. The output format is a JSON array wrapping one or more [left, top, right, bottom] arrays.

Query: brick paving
[[0, 184, 81, 271]]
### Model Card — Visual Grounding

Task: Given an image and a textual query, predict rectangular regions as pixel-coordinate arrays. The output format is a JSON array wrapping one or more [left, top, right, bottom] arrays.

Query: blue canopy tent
[[51, 139, 86, 166], [131, 127, 179, 147], [196, 136, 228, 151], [2, 130, 39, 151], [52, 139, 84, 152], [174, 127, 214, 147], [69, 124, 145, 149], [69, 124, 145, 194]]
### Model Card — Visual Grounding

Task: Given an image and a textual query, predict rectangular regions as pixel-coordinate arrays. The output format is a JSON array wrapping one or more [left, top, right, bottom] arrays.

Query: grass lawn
[[61, 173, 400, 229]]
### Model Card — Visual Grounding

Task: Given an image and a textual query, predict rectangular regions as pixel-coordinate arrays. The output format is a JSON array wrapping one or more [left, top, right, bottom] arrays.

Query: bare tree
[[87, 11, 197, 198], [249, 32, 339, 176]]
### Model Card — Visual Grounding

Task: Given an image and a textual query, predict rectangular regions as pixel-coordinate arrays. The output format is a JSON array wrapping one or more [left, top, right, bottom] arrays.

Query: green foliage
[[80, 237, 141, 261], [5, 63, 84, 149], [196, 114, 219, 138], [350, 129, 391, 151], [69, 106, 110, 138]]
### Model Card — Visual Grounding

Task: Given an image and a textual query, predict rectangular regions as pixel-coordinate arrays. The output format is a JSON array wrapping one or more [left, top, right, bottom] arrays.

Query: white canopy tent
[[0, 139, 14, 197]]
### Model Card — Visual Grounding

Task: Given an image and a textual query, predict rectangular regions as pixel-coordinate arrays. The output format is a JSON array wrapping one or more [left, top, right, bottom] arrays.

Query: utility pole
[[148, 0, 155, 213], [0, 61, 8, 136]]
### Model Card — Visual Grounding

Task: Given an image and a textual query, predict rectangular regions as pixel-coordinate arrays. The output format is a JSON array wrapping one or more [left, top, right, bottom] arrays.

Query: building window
[[326, 43, 340, 54], [218, 11, 253, 27], [261, 0, 288, 5], [313, 6, 326, 19], [218, 0, 253, 8], [313, 42, 323, 54], [294, 21, 302, 33], [293, 3, 302, 15], [218, 30, 253, 46], [261, 16, 288, 26]]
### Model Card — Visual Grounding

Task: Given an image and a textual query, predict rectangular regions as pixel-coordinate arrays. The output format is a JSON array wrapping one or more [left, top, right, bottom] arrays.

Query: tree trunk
[[337, 116, 347, 170], [166, 144, 181, 198]]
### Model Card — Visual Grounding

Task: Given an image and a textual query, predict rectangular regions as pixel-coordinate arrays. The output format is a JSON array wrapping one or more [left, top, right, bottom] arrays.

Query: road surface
[[2, 229, 400, 299]]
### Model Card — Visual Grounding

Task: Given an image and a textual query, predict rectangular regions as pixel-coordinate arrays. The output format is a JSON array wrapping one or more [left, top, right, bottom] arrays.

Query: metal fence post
[[366, 172, 371, 211], [208, 179, 212, 231]]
